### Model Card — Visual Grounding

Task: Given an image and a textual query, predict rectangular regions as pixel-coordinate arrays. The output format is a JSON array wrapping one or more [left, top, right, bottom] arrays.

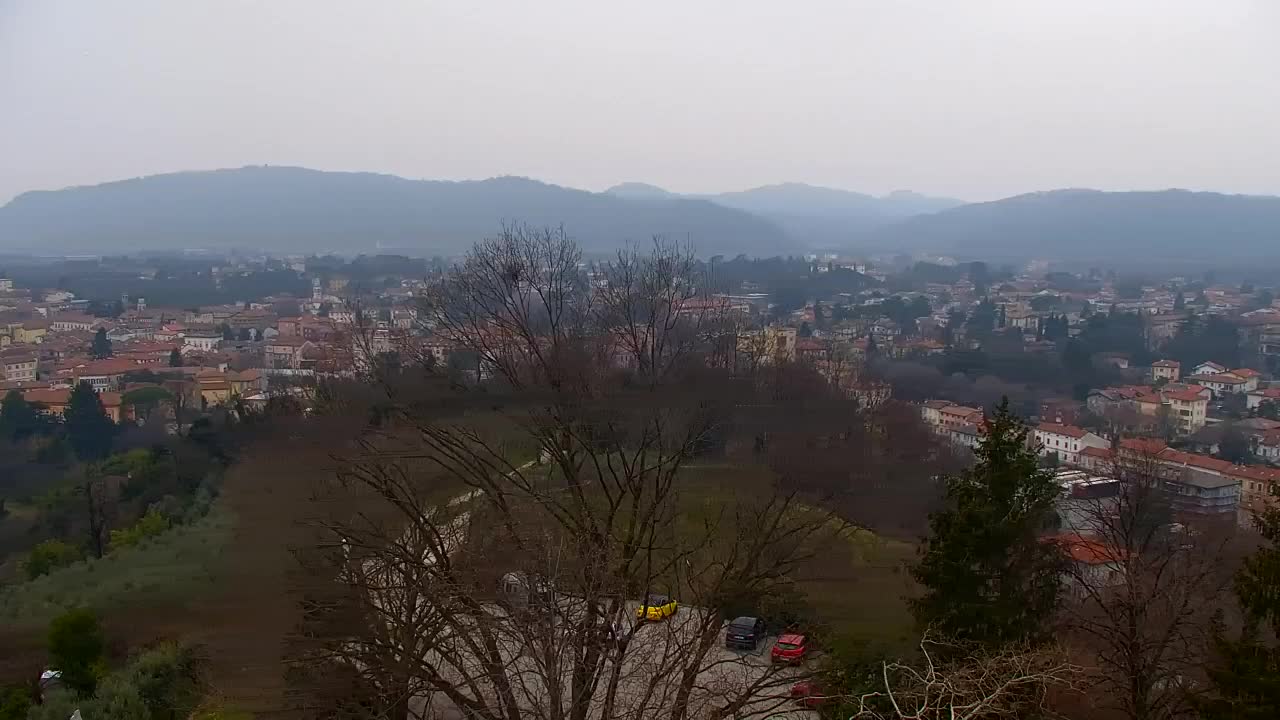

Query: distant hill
[[603, 182, 679, 200], [607, 181, 964, 247], [863, 189, 1280, 263], [0, 167, 790, 256]]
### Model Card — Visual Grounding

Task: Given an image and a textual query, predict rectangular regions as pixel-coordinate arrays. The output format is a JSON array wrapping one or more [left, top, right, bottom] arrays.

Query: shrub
[[109, 510, 170, 551], [47, 608, 105, 697], [83, 674, 148, 720], [25, 540, 82, 580], [0, 685, 32, 720], [124, 642, 202, 719], [23, 689, 78, 720]]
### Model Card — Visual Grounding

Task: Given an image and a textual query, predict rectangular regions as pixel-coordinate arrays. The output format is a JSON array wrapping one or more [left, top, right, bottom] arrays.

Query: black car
[[724, 616, 767, 650]]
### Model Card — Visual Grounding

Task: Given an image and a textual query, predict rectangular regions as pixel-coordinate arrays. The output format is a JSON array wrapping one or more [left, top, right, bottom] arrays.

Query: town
[[3, 244, 1280, 720], [4, 252, 1278, 529]]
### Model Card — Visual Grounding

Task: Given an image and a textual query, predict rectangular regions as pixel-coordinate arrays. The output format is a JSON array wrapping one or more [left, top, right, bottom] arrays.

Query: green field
[[674, 463, 920, 648], [0, 506, 233, 630]]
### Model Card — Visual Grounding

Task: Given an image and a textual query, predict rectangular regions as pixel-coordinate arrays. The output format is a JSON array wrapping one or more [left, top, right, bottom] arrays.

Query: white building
[[1034, 423, 1109, 466], [183, 333, 222, 352]]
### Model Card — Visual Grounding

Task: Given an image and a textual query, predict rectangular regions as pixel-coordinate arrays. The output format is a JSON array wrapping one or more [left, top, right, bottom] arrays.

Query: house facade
[[1034, 423, 1109, 465], [1150, 360, 1180, 383]]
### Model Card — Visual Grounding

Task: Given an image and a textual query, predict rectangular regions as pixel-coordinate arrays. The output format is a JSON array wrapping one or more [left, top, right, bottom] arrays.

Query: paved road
[[389, 461, 821, 719]]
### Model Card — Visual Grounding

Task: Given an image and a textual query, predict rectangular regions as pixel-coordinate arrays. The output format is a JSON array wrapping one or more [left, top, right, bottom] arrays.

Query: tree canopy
[[910, 399, 1064, 648], [65, 382, 116, 461]]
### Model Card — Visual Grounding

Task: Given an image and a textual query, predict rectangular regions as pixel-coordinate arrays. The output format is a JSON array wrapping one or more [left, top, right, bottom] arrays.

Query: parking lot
[[414, 598, 821, 720]]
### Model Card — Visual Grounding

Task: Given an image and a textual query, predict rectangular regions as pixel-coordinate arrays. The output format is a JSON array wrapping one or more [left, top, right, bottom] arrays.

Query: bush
[[47, 608, 106, 696], [83, 674, 149, 720], [25, 540, 82, 580], [23, 689, 78, 720], [109, 510, 170, 551], [124, 642, 202, 719], [0, 685, 32, 720]]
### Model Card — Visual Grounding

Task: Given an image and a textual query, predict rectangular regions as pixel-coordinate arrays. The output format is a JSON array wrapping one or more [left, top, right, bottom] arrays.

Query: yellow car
[[636, 594, 678, 621]]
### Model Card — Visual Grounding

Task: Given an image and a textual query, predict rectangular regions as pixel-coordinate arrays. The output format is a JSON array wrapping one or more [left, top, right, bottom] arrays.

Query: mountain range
[[0, 167, 786, 257], [3, 167, 1280, 264], [864, 188, 1280, 263], [605, 181, 964, 245]]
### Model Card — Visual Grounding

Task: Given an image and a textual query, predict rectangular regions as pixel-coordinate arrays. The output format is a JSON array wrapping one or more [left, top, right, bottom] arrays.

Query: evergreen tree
[[1199, 506, 1280, 718], [48, 608, 105, 697], [65, 382, 115, 461], [1257, 400, 1280, 421], [91, 328, 112, 359], [909, 399, 1064, 648], [0, 389, 45, 441], [168, 348, 183, 367]]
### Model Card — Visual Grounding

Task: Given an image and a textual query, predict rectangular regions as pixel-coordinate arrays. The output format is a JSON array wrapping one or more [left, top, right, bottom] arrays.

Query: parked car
[[770, 633, 809, 663], [500, 571, 555, 612], [635, 593, 678, 621], [724, 616, 767, 650], [790, 681, 828, 708]]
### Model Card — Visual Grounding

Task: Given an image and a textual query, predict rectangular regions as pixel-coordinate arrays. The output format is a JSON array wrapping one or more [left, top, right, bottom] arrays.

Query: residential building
[[1235, 463, 1280, 520], [1236, 310, 1280, 367], [949, 422, 983, 450], [1162, 468, 1240, 518], [14, 321, 48, 344], [1161, 388, 1209, 434], [936, 404, 984, 432], [920, 400, 951, 427], [1247, 387, 1280, 411], [1191, 361, 1228, 376], [1054, 533, 1125, 597], [1, 351, 38, 382], [736, 327, 797, 365], [1034, 423, 1109, 465], [55, 358, 140, 392], [1150, 359, 1180, 383], [183, 333, 222, 353], [265, 337, 316, 370], [1184, 371, 1259, 397], [1039, 397, 1083, 425], [49, 314, 97, 332], [20, 387, 128, 422]]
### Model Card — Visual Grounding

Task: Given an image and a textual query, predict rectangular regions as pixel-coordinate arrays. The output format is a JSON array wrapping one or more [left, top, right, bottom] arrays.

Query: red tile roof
[[1051, 534, 1125, 565], [1187, 373, 1246, 385], [1119, 437, 1168, 455], [21, 387, 122, 407], [1037, 422, 1088, 439]]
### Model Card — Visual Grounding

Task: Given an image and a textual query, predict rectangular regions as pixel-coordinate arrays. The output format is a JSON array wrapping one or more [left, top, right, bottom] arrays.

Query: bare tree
[[1058, 450, 1232, 720], [854, 635, 1082, 720], [80, 470, 119, 559], [288, 228, 862, 720]]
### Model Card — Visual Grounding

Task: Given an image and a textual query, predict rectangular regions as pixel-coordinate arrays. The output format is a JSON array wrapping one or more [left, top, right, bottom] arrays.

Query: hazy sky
[[2, 0, 1278, 204]]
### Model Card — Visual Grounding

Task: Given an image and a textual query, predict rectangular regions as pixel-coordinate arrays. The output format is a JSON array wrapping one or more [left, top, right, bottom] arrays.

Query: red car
[[770, 633, 808, 663], [789, 681, 827, 708]]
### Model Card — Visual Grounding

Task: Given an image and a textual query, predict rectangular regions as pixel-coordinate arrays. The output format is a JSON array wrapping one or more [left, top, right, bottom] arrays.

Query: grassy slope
[[0, 506, 233, 630], [676, 463, 919, 649]]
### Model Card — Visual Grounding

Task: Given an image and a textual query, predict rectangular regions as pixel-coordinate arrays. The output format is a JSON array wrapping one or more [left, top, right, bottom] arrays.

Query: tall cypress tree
[[910, 398, 1065, 648], [1199, 507, 1280, 718], [91, 328, 113, 359], [64, 382, 115, 461]]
